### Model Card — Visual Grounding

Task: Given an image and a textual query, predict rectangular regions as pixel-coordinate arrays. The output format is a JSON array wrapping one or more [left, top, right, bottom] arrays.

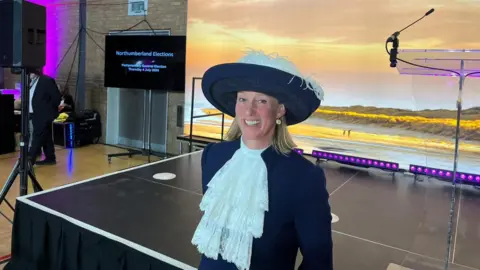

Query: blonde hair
[[224, 116, 297, 155]]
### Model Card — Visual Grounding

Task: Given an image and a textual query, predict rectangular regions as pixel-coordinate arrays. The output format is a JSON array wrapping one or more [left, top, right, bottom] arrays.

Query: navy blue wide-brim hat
[[201, 51, 324, 126]]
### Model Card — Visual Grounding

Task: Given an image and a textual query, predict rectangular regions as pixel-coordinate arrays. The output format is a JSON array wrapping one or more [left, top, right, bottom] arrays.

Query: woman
[[191, 50, 333, 270]]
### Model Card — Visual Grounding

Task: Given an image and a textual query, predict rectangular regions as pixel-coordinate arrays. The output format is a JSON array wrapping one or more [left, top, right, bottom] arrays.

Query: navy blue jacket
[[198, 139, 333, 270]]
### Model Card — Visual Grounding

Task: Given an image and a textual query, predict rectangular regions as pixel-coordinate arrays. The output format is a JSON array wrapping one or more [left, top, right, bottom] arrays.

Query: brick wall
[[85, 0, 187, 153], [3, 0, 187, 154]]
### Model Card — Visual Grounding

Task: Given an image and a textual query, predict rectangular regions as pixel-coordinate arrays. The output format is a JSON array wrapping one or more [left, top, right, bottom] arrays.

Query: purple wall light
[[26, 0, 60, 78]]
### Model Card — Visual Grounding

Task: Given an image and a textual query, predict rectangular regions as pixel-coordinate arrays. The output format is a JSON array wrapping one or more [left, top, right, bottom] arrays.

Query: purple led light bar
[[311, 150, 399, 171], [409, 165, 480, 185], [293, 148, 304, 155]]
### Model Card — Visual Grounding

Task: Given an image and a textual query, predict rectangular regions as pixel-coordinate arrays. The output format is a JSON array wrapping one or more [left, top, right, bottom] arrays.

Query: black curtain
[[5, 201, 182, 270]]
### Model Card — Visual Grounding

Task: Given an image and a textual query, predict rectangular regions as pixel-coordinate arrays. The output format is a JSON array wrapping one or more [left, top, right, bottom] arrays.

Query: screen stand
[[107, 89, 168, 163]]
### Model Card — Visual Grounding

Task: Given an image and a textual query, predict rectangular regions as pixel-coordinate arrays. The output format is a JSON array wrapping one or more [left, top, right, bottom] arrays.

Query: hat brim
[[201, 63, 321, 126]]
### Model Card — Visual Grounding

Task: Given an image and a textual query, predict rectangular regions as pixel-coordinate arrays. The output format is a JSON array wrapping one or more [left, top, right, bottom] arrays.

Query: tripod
[[0, 68, 43, 221]]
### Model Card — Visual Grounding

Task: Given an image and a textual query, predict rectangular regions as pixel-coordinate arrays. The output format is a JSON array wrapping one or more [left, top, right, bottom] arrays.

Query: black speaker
[[0, 0, 46, 68]]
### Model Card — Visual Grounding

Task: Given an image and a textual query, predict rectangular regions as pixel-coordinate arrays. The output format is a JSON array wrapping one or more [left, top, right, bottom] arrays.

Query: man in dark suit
[[28, 68, 62, 165]]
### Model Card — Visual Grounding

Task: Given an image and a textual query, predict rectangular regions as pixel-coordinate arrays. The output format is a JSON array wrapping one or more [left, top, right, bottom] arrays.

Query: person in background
[[59, 93, 75, 113], [28, 68, 62, 166], [191, 50, 333, 270]]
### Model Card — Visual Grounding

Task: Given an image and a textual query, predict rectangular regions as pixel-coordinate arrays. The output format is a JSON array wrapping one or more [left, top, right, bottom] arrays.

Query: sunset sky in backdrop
[[185, 0, 480, 110]]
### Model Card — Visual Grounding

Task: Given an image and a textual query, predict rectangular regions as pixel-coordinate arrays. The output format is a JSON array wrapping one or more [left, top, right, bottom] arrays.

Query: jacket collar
[[226, 138, 283, 169]]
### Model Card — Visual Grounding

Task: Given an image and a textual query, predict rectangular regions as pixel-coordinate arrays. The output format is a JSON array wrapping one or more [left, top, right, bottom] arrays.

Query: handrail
[[193, 113, 223, 119], [188, 77, 226, 152]]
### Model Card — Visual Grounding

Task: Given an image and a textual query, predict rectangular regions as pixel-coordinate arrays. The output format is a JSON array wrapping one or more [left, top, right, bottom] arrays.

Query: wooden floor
[[0, 143, 162, 268]]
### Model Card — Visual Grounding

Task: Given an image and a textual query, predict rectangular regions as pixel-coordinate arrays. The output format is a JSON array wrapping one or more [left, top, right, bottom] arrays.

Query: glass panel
[[451, 74, 480, 270], [404, 54, 480, 270], [405, 74, 461, 269], [397, 49, 480, 78]]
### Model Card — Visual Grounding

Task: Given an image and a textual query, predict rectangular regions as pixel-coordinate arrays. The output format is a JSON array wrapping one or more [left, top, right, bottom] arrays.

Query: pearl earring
[[276, 119, 281, 125]]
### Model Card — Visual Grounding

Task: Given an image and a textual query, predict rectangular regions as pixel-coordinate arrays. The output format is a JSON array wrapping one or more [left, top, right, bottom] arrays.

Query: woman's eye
[[238, 97, 246, 102], [257, 99, 267, 104]]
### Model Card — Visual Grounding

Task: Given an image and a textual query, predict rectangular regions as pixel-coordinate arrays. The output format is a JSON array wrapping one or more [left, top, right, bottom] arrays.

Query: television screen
[[104, 35, 186, 90]]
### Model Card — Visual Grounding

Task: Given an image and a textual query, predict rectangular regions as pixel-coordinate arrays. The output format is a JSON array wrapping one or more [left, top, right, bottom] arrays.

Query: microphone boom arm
[[386, 8, 434, 43], [386, 8, 435, 67]]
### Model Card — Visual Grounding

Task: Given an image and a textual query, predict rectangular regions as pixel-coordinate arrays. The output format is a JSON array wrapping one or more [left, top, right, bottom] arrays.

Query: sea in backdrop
[[184, 101, 480, 175]]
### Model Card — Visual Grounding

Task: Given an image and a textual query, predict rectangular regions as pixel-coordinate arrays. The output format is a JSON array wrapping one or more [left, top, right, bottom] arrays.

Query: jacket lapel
[[31, 76, 42, 101], [261, 145, 281, 174]]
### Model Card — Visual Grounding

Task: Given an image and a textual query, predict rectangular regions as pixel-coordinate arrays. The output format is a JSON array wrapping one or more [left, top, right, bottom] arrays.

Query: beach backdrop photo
[[183, 0, 480, 175]]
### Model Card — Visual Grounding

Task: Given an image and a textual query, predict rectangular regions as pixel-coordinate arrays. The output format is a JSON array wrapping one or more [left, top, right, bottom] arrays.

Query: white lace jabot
[[191, 138, 270, 270]]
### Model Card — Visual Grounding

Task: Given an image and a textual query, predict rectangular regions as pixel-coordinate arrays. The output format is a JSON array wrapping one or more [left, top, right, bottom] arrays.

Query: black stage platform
[[5, 151, 480, 270]]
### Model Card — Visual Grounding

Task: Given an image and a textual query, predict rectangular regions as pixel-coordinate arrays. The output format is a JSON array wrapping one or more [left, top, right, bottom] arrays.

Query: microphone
[[387, 8, 435, 67]]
